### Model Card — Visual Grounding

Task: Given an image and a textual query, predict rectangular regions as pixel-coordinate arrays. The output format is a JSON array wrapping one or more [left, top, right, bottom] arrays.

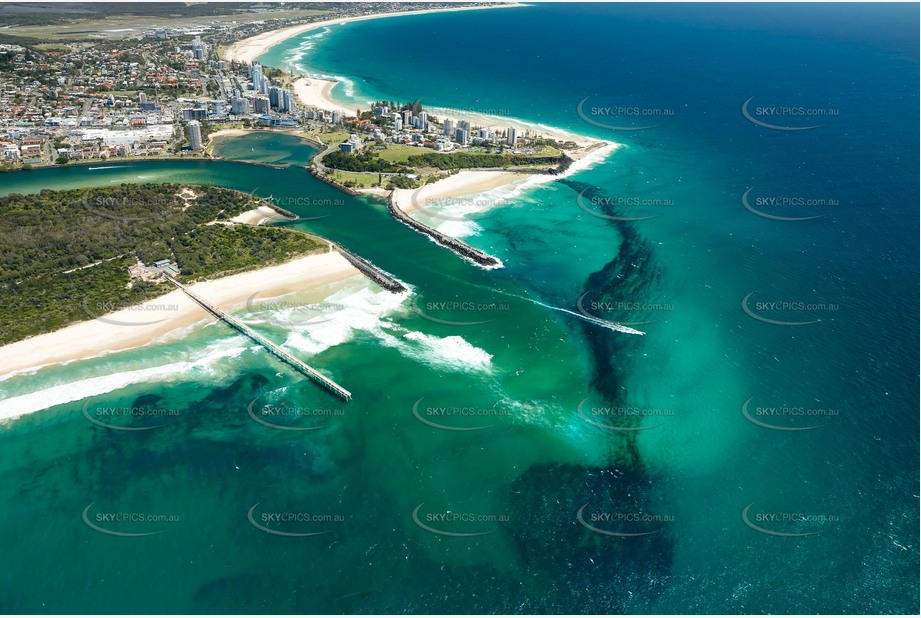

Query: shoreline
[[386, 189, 502, 269], [385, 142, 619, 263], [289, 74, 606, 151], [228, 204, 285, 225], [221, 10, 625, 264], [221, 2, 609, 151], [393, 141, 621, 218], [0, 251, 361, 383], [223, 3, 527, 65], [207, 126, 306, 144], [0, 4, 619, 389], [393, 170, 531, 215]]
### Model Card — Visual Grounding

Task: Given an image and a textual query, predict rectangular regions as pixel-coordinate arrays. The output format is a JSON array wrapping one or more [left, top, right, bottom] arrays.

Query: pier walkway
[[165, 276, 352, 401]]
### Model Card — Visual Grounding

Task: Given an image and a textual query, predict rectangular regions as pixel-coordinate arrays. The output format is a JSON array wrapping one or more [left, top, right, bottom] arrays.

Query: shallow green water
[[0, 156, 660, 613], [211, 131, 316, 167]]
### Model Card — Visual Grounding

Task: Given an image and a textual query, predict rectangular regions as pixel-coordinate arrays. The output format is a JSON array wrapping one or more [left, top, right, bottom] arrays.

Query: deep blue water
[[262, 3, 921, 612]]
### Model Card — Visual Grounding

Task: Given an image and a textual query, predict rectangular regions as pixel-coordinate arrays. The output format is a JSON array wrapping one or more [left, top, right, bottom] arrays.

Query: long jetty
[[165, 276, 352, 401], [386, 192, 502, 269]]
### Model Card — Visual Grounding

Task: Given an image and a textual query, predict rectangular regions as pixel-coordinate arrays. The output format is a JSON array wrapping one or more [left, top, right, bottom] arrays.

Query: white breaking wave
[[377, 328, 494, 375], [331, 74, 357, 99], [557, 141, 622, 179], [278, 282, 494, 375], [0, 339, 251, 423], [283, 29, 359, 103], [287, 27, 332, 73], [434, 218, 481, 239], [0, 278, 498, 424], [0, 282, 408, 423], [402, 331, 493, 373], [282, 282, 410, 356], [428, 182, 524, 239], [512, 141, 622, 193]]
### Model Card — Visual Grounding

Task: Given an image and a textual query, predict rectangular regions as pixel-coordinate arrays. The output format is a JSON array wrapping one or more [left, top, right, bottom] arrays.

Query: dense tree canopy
[[0, 184, 324, 344]]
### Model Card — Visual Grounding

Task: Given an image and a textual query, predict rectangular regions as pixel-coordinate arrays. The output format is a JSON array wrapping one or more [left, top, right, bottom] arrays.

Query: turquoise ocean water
[[0, 4, 917, 613]]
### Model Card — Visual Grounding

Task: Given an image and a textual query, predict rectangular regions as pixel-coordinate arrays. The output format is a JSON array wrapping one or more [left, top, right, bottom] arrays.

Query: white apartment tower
[[188, 121, 203, 150]]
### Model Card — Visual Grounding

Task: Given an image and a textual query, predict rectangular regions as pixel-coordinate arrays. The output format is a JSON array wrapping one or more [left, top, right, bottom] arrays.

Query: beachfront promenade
[[165, 275, 353, 402]]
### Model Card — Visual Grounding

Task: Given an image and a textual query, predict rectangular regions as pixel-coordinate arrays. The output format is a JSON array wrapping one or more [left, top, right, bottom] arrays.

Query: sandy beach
[[292, 77, 353, 116], [229, 205, 284, 225], [207, 127, 250, 141], [223, 2, 611, 150], [207, 126, 307, 148], [0, 251, 360, 379], [223, 4, 525, 65], [392, 170, 530, 214], [0, 3, 623, 382], [289, 73, 604, 148], [354, 186, 392, 198]]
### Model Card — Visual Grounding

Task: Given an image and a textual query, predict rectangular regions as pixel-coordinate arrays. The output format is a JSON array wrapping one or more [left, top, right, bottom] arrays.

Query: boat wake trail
[[516, 293, 646, 336], [435, 277, 645, 336]]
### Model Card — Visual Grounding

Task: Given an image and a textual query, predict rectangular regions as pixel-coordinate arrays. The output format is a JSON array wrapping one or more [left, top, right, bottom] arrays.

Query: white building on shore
[[188, 121, 202, 150]]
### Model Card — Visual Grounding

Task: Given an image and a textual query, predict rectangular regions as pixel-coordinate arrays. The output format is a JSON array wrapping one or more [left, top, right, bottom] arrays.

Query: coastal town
[[0, 1, 562, 175]]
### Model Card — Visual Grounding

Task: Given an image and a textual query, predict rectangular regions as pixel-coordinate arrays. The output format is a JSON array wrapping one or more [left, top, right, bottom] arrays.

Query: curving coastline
[[219, 4, 616, 156], [220, 9, 622, 268], [0, 6, 626, 382], [223, 3, 528, 65], [0, 250, 362, 385], [0, 187, 404, 383]]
